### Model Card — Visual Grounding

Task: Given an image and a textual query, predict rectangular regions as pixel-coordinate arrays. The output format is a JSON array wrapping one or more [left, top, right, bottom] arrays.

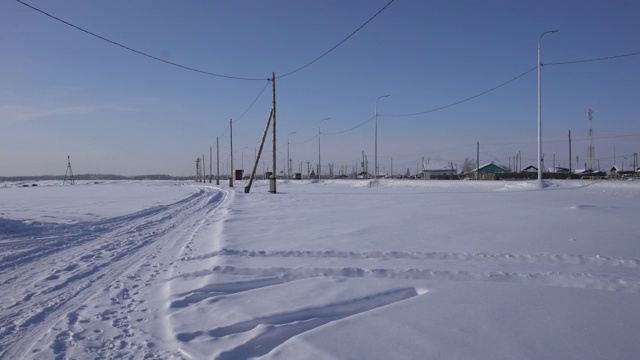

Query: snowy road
[[1, 183, 227, 359]]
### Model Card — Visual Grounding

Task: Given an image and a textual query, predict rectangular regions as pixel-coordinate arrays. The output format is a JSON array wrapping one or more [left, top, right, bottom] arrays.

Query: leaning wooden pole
[[269, 72, 277, 193], [245, 109, 273, 194]]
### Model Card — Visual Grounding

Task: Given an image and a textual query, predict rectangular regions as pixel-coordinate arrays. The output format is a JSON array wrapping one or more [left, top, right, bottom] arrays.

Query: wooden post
[[229, 118, 233, 187], [269, 72, 277, 193], [245, 109, 273, 193], [568, 129, 572, 179], [476, 141, 480, 180], [216, 137, 220, 185]]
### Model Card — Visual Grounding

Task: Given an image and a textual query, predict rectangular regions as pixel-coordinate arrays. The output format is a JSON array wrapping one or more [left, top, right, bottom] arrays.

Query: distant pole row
[[206, 31, 561, 188]]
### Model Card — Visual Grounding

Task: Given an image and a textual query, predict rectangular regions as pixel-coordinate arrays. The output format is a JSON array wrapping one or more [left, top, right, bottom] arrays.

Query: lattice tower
[[587, 109, 594, 170]]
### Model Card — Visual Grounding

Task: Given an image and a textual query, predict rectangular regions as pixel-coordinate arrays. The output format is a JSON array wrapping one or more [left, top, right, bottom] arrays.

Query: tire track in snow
[[170, 248, 640, 306], [185, 248, 640, 268], [0, 187, 226, 359], [166, 246, 638, 358], [203, 265, 640, 293]]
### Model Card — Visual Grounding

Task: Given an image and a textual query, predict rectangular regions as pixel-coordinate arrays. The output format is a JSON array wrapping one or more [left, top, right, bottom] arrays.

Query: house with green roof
[[465, 162, 507, 180]]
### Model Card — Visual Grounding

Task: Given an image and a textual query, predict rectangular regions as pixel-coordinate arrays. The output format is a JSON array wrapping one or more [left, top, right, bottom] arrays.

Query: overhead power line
[[381, 66, 538, 118], [479, 132, 640, 147], [217, 79, 272, 140], [15, 0, 268, 81], [16, 0, 397, 81], [378, 51, 639, 119], [291, 134, 319, 146], [546, 51, 640, 66], [278, 0, 396, 79], [234, 80, 272, 123], [323, 116, 375, 135]]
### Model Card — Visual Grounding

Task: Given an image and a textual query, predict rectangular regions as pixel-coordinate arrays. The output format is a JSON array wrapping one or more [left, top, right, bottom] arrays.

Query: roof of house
[[474, 163, 507, 174]]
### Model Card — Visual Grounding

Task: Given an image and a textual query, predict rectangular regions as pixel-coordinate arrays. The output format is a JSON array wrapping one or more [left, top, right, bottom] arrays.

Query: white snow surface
[[1, 179, 639, 359]]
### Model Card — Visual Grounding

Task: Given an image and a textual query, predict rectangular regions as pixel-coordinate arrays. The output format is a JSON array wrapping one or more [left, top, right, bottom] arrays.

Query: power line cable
[[323, 116, 375, 135], [546, 51, 640, 66], [15, 0, 268, 81], [295, 48, 639, 138], [291, 134, 319, 146], [278, 0, 396, 79], [382, 66, 538, 118], [472, 132, 640, 147], [380, 51, 639, 119], [233, 80, 271, 123]]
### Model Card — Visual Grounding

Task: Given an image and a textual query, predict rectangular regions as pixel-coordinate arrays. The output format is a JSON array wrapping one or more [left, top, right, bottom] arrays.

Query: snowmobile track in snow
[[0, 187, 226, 359]]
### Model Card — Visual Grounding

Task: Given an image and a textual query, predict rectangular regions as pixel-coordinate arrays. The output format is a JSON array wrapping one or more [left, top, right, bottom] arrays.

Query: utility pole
[[587, 109, 595, 170], [568, 129, 572, 179], [365, 155, 368, 179], [361, 151, 365, 178], [270, 72, 277, 193], [476, 141, 480, 180], [209, 147, 212, 183], [538, 30, 559, 186], [229, 118, 233, 187], [216, 137, 220, 185], [287, 132, 296, 180]]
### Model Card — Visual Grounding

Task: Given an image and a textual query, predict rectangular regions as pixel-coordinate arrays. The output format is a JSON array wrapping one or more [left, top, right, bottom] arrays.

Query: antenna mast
[[587, 109, 595, 170], [63, 156, 75, 185]]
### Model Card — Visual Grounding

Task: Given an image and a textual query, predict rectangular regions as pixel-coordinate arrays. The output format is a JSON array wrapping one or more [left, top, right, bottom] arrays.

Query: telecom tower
[[587, 109, 595, 170], [63, 155, 75, 185]]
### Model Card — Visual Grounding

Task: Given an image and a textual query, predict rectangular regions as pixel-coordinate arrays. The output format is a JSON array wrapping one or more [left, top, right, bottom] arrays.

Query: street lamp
[[318, 117, 331, 180], [287, 131, 297, 180], [375, 94, 390, 184], [538, 29, 558, 186]]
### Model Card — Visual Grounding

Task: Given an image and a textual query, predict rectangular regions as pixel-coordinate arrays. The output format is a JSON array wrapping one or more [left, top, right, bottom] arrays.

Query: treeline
[[0, 174, 192, 181]]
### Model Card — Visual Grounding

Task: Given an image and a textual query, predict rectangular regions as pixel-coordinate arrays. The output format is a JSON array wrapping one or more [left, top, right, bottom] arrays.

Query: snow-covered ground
[[1, 179, 639, 359]]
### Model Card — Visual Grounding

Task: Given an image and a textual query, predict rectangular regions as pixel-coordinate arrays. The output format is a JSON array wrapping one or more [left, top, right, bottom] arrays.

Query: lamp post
[[318, 117, 331, 180], [287, 131, 297, 180], [538, 29, 558, 186], [375, 95, 390, 184]]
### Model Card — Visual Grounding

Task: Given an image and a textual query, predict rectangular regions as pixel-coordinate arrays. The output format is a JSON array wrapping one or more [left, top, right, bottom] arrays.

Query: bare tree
[[462, 157, 476, 173]]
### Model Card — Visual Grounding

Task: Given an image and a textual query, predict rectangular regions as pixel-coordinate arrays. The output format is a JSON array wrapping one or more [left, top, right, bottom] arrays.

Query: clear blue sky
[[1, 0, 638, 176]]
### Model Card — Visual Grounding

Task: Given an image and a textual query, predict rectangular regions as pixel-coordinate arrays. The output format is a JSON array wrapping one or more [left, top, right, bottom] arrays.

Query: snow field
[[1, 179, 639, 359]]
